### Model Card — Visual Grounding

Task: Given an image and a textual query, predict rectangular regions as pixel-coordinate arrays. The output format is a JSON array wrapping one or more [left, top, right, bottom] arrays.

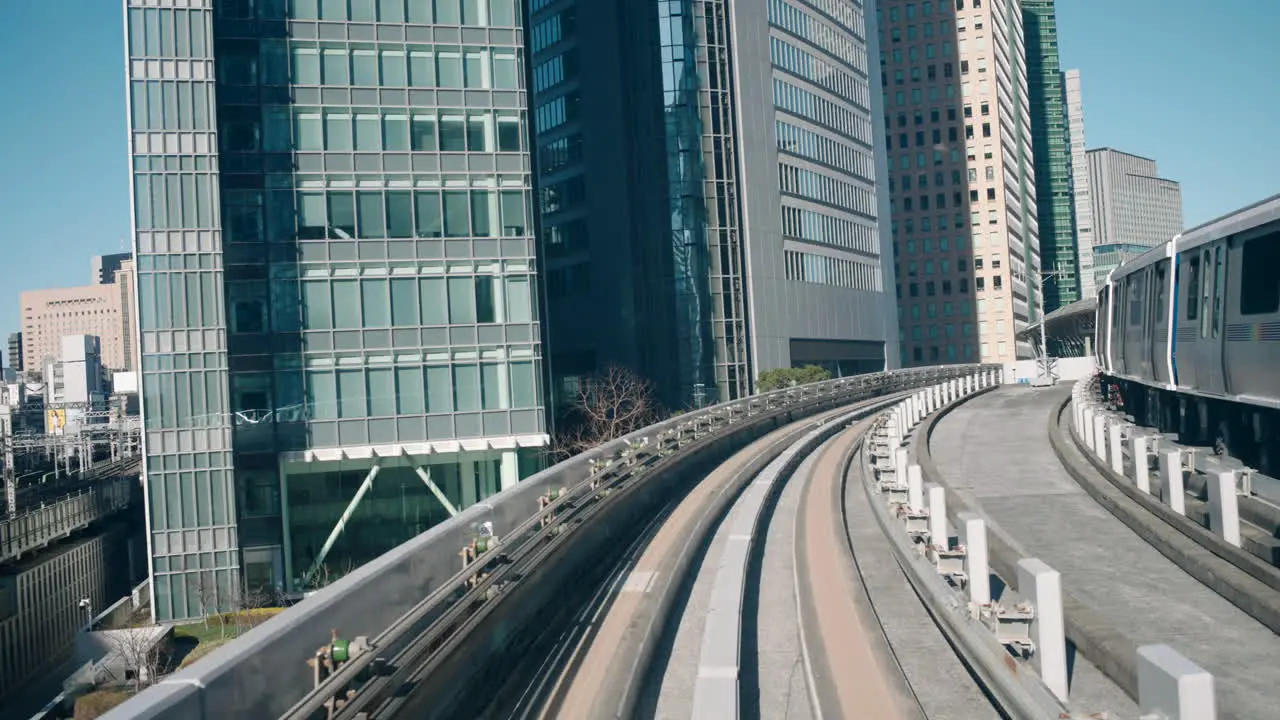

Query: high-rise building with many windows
[[1086, 147, 1182, 290], [528, 0, 899, 412], [1062, 69, 1096, 300], [124, 0, 546, 621], [1022, 0, 1078, 312], [878, 0, 1041, 366]]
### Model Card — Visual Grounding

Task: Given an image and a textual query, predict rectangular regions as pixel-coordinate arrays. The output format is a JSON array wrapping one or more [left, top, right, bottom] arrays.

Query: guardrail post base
[[1137, 644, 1216, 720], [959, 512, 990, 606], [1159, 450, 1186, 515], [1016, 559, 1068, 703], [1206, 470, 1242, 548]]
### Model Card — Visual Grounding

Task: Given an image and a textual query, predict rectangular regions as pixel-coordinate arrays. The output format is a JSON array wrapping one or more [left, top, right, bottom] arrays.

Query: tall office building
[[528, 0, 898, 412], [115, 259, 139, 372], [124, 0, 546, 621], [19, 285, 126, 372], [92, 252, 134, 285], [1022, 0, 1078, 312], [1086, 147, 1182, 289], [1062, 69, 1095, 299], [879, 0, 1041, 366], [5, 333, 20, 373]]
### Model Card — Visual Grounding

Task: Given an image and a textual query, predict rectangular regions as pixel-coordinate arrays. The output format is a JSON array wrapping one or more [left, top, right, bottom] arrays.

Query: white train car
[[1096, 194, 1280, 474]]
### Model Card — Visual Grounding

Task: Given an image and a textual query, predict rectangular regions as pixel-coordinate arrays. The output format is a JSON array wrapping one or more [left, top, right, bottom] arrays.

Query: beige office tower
[[20, 285, 126, 373], [878, 0, 1041, 366], [114, 259, 138, 372]]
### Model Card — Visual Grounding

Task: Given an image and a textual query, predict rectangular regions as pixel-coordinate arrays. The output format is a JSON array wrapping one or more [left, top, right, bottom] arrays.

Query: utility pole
[[3, 437, 14, 518]]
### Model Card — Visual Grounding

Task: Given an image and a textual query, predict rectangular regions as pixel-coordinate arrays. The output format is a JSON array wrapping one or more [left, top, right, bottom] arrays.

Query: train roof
[[1107, 238, 1174, 280], [1176, 193, 1280, 253]]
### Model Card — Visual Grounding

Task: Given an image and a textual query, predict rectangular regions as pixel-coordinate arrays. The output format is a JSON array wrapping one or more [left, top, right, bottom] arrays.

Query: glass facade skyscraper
[[1023, 0, 1080, 312], [529, 0, 898, 413], [124, 0, 546, 621]]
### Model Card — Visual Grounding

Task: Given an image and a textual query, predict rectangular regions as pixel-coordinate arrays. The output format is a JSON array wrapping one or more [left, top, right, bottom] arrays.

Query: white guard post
[[1159, 450, 1186, 515], [1205, 469, 1241, 548], [1137, 644, 1216, 720], [1130, 435, 1150, 493], [959, 512, 990, 606], [927, 483, 947, 548], [1017, 559, 1068, 702]]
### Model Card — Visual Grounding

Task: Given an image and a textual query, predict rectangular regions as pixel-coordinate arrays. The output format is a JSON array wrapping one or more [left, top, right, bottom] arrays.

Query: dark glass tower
[[1023, 0, 1080, 312], [124, 0, 547, 621], [529, 0, 899, 413]]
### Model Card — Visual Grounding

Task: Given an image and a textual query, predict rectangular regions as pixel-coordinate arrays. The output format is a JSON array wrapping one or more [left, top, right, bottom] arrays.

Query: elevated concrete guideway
[[101, 370, 1246, 720], [931, 386, 1280, 720]]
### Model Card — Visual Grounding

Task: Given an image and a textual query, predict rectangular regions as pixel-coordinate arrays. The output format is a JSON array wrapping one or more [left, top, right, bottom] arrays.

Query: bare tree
[[104, 627, 163, 693], [189, 573, 219, 631], [550, 366, 661, 461]]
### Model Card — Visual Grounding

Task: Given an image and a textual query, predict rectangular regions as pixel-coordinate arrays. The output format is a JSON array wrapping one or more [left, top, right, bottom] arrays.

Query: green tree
[[756, 365, 833, 392]]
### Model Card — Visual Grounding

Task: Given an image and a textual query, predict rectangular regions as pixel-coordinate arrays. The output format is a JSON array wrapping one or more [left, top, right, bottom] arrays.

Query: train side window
[[1185, 256, 1200, 320], [1240, 232, 1280, 315], [1212, 245, 1225, 337], [1154, 263, 1167, 324], [1128, 273, 1145, 326], [1200, 250, 1213, 338]]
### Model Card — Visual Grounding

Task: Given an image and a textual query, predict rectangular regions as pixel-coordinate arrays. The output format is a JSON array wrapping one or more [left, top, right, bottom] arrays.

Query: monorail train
[[1095, 194, 1280, 476]]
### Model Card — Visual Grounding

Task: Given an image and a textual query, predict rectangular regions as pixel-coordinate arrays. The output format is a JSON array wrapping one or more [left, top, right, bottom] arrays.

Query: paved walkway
[[932, 385, 1280, 720]]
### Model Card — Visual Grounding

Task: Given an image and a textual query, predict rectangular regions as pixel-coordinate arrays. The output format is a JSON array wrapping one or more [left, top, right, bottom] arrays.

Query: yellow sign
[[47, 409, 66, 434]]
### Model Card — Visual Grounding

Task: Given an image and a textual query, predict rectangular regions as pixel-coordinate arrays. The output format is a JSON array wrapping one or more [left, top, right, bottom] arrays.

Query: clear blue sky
[[0, 0, 1277, 346]]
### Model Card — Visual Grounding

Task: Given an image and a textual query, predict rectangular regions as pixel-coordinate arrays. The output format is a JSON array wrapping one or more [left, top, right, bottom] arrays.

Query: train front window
[[1240, 231, 1280, 315]]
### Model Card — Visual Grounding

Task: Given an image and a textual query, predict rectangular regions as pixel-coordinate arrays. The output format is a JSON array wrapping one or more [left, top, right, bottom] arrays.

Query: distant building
[[114, 259, 138, 372], [1086, 148, 1183, 252], [1092, 241, 1156, 291], [91, 253, 132, 285], [5, 333, 21, 373], [19, 285, 125, 373], [43, 336, 108, 435], [1062, 70, 1096, 299]]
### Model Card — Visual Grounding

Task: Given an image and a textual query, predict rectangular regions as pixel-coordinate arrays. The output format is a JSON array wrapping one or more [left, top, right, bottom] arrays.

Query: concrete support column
[[1160, 450, 1186, 515], [1206, 470, 1241, 548], [1138, 645, 1217, 720], [1130, 436, 1150, 493], [927, 483, 947, 549], [1093, 414, 1108, 461], [500, 450, 520, 490], [907, 464, 924, 511], [1082, 406, 1096, 450], [1109, 422, 1126, 475], [959, 512, 990, 605], [1017, 559, 1068, 703]]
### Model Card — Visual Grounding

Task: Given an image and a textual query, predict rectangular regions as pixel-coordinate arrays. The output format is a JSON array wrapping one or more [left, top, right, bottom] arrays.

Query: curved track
[[285, 374, 1020, 720], [529, 394, 998, 720]]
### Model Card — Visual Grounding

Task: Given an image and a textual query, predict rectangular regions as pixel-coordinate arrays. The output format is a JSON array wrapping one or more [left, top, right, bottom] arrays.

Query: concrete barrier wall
[[102, 364, 994, 720]]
